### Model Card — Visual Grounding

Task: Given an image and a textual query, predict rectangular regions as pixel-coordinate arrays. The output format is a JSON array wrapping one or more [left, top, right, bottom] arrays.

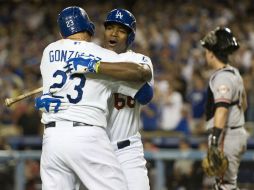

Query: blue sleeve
[[134, 83, 153, 105]]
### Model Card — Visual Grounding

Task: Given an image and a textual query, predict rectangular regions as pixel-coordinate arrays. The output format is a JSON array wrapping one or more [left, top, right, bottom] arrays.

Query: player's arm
[[214, 107, 228, 130], [65, 56, 152, 82], [134, 83, 153, 105], [211, 106, 229, 147], [97, 61, 151, 82], [242, 89, 247, 111], [210, 73, 233, 146]]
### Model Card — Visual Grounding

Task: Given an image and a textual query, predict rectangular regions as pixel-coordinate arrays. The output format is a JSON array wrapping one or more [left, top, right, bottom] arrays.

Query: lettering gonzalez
[[49, 50, 85, 62]]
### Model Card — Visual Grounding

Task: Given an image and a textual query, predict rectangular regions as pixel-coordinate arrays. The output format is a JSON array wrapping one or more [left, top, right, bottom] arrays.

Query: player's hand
[[35, 93, 68, 113], [64, 55, 101, 74]]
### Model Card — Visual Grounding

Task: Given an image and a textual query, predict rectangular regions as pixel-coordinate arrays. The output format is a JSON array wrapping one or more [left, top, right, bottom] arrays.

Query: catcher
[[201, 27, 249, 190]]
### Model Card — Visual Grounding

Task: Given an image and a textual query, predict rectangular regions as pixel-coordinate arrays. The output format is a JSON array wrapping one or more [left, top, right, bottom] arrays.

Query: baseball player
[[36, 9, 154, 190], [201, 27, 249, 190], [39, 6, 148, 190], [102, 9, 153, 190]]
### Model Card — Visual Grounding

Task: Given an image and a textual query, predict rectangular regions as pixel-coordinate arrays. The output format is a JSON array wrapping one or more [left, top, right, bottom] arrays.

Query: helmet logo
[[115, 11, 123, 19], [66, 20, 74, 28]]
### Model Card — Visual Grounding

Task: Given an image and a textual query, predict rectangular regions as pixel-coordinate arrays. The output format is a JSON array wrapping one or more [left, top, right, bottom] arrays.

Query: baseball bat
[[5, 87, 43, 107]]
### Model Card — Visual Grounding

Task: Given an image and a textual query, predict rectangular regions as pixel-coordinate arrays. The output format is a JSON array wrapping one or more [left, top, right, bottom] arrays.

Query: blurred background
[[0, 0, 254, 190]]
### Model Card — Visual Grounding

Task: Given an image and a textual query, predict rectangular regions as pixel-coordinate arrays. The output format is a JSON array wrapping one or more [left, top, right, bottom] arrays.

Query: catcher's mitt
[[202, 146, 228, 176]]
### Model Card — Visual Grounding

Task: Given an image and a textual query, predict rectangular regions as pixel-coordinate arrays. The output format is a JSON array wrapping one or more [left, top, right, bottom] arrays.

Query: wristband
[[211, 127, 223, 147], [95, 61, 101, 73]]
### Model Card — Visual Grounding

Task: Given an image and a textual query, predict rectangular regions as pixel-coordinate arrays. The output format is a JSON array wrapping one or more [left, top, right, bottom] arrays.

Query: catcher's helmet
[[201, 27, 239, 54], [104, 9, 136, 46], [57, 6, 95, 38]]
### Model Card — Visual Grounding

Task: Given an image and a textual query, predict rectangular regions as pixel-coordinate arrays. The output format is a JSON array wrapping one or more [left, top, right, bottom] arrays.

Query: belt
[[117, 139, 130, 149], [230, 126, 242, 130], [208, 126, 242, 133], [45, 122, 93, 128]]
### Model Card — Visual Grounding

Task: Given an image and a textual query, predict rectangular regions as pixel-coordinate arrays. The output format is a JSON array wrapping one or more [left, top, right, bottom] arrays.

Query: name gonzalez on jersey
[[49, 49, 99, 63]]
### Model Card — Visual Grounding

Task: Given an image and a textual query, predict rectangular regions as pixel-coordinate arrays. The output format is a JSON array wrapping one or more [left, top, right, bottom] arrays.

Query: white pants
[[40, 121, 128, 190], [111, 133, 150, 190], [78, 133, 150, 190]]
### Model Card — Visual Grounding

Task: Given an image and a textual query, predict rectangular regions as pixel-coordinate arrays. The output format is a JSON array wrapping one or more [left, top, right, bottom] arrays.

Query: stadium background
[[0, 0, 254, 189]]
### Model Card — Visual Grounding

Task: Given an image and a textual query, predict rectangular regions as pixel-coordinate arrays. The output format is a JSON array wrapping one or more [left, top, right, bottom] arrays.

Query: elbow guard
[[134, 83, 153, 105]]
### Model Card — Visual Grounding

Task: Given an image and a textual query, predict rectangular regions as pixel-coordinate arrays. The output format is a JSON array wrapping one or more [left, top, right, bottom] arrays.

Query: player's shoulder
[[44, 40, 62, 50], [210, 66, 239, 85], [120, 50, 152, 63], [214, 66, 238, 78], [124, 50, 151, 59], [88, 41, 117, 53], [44, 39, 75, 52], [87, 42, 119, 58]]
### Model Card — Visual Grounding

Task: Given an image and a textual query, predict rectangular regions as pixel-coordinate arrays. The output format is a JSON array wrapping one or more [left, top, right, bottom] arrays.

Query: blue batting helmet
[[57, 6, 95, 38], [104, 9, 136, 46]]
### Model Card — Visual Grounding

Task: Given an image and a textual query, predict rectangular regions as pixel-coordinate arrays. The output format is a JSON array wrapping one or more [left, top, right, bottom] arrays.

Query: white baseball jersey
[[106, 51, 154, 190], [40, 40, 143, 127], [106, 51, 154, 141]]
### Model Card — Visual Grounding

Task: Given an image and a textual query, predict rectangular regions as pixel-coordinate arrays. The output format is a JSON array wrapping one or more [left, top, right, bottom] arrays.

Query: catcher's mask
[[104, 9, 136, 46], [201, 27, 239, 55], [57, 6, 95, 38]]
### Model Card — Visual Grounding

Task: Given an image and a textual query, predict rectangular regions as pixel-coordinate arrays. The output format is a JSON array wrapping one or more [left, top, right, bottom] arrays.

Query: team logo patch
[[217, 85, 230, 94], [115, 11, 123, 19], [142, 56, 148, 62]]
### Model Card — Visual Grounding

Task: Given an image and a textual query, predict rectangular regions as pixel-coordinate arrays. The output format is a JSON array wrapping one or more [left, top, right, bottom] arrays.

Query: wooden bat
[[5, 87, 43, 107]]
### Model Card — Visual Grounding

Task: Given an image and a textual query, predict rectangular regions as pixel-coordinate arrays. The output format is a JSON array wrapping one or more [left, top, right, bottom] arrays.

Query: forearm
[[214, 107, 229, 129], [211, 107, 228, 146], [98, 62, 151, 82], [242, 90, 247, 111]]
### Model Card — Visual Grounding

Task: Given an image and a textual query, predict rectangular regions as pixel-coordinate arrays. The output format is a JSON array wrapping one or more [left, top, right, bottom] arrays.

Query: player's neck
[[67, 33, 91, 41], [213, 60, 228, 70]]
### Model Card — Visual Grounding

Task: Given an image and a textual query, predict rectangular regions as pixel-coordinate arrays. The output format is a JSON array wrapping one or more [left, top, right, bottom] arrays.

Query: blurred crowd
[[1, 0, 254, 189], [1, 0, 254, 139]]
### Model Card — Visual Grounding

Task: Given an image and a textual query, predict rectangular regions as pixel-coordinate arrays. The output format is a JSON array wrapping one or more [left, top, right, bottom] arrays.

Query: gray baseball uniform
[[206, 65, 249, 189]]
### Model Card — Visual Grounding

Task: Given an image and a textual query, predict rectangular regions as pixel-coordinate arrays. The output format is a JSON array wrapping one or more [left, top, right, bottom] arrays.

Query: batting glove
[[64, 55, 101, 74], [35, 93, 68, 113]]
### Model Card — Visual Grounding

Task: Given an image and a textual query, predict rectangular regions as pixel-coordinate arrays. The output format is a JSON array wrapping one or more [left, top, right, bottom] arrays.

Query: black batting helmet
[[201, 27, 239, 55]]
